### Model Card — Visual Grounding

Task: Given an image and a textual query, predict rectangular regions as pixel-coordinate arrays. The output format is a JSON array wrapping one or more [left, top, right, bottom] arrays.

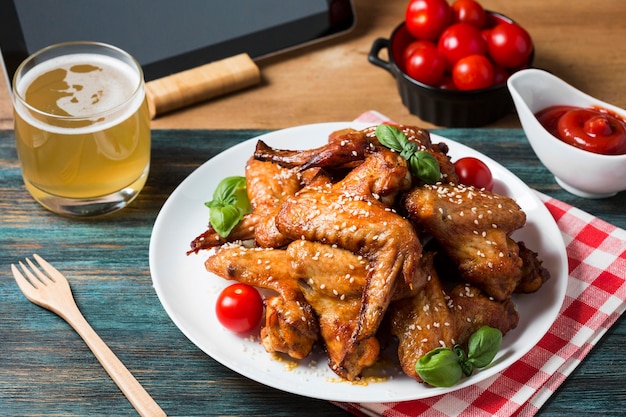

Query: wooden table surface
[[1, 0, 625, 130], [1, 128, 625, 416]]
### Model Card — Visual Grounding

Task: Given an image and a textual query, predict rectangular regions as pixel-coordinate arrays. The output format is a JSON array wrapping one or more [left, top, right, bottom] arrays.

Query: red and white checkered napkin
[[333, 112, 626, 417]]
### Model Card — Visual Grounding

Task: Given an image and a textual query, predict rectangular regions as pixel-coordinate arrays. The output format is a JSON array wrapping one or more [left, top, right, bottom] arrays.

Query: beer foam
[[15, 53, 145, 134]]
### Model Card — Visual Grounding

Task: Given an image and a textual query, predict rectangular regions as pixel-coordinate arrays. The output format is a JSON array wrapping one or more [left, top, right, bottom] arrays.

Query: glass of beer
[[12, 42, 150, 217]]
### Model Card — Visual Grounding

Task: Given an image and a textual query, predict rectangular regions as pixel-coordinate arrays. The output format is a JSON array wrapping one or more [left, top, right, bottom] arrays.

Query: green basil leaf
[[375, 124, 407, 153], [205, 176, 251, 238], [209, 205, 246, 238], [375, 124, 441, 184], [409, 151, 441, 184], [400, 141, 418, 161], [467, 326, 503, 369], [207, 176, 251, 212], [452, 345, 473, 377], [453, 344, 467, 361], [415, 347, 463, 388]]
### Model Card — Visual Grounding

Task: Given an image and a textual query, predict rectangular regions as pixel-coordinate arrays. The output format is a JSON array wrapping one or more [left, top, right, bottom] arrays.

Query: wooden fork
[[11, 254, 167, 417]]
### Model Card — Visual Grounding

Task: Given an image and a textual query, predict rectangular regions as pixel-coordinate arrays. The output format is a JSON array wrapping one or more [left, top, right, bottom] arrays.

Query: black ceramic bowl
[[368, 12, 533, 127]]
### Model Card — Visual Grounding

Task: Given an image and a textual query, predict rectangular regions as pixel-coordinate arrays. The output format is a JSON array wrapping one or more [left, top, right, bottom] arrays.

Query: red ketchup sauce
[[535, 105, 626, 155]]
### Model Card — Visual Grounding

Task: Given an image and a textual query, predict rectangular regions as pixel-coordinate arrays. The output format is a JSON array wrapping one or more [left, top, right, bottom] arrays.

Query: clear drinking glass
[[12, 41, 151, 217]]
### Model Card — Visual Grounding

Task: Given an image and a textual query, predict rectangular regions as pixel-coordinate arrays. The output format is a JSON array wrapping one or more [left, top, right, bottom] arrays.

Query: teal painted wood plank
[[1, 129, 624, 417]]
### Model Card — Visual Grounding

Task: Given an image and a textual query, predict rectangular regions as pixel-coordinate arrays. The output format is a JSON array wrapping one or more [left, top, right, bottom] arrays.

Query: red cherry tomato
[[452, 54, 494, 90], [402, 40, 424, 64], [438, 23, 487, 70], [487, 22, 533, 69], [405, 0, 452, 41], [451, 0, 486, 28], [215, 283, 264, 333], [404, 40, 446, 86], [480, 28, 491, 44], [454, 157, 494, 190]]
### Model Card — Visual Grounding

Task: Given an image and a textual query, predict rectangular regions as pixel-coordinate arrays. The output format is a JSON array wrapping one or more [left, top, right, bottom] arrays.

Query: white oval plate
[[149, 122, 568, 403]]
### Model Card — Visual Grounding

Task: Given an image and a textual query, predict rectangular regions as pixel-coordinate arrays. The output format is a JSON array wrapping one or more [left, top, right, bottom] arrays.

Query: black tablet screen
[[0, 0, 355, 82]]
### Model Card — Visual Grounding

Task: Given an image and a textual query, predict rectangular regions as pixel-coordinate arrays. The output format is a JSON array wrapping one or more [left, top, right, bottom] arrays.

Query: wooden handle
[[62, 303, 167, 416], [145, 53, 261, 119]]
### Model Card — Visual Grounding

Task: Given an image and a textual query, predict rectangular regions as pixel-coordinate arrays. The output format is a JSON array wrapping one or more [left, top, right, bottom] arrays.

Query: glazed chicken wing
[[389, 253, 458, 381], [516, 241, 551, 294], [389, 253, 520, 382], [404, 183, 527, 300], [447, 282, 519, 347], [204, 239, 380, 379], [360, 125, 459, 183], [288, 240, 379, 380], [254, 130, 372, 171], [188, 157, 301, 253], [204, 244, 319, 359], [255, 125, 458, 185], [243, 158, 302, 248], [276, 147, 426, 367]]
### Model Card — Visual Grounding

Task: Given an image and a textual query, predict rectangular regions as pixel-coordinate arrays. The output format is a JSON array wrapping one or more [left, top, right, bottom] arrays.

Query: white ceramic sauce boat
[[507, 68, 626, 198]]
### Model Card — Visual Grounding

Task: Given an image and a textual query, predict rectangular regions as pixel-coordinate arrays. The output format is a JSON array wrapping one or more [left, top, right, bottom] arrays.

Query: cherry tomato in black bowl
[[405, 0, 452, 41], [368, 3, 534, 127]]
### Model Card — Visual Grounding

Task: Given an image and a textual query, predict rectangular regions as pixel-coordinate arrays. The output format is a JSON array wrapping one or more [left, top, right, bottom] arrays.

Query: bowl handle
[[368, 38, 393, 74]]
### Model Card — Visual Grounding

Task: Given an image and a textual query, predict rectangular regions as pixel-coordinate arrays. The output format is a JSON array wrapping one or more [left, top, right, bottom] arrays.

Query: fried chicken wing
[[390, 252, 520, 382], [204, 239, 381, 377], [188, 157, 301, 253], [263, 296, 318, 360], [256, 125, 458, 185], [288, 240, 378, 380], [389, 253, 457, 381], [188, 213, 256, 254], [360, 125, 459, 183], [243, 157, 302, 248], [515, 241, 551, 293], [276, 147, 425, 366], [204, 244, 319, 359], [254, 130, 372, 171], [447, 282, 519, 347], [404, 183, 527, 300]]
